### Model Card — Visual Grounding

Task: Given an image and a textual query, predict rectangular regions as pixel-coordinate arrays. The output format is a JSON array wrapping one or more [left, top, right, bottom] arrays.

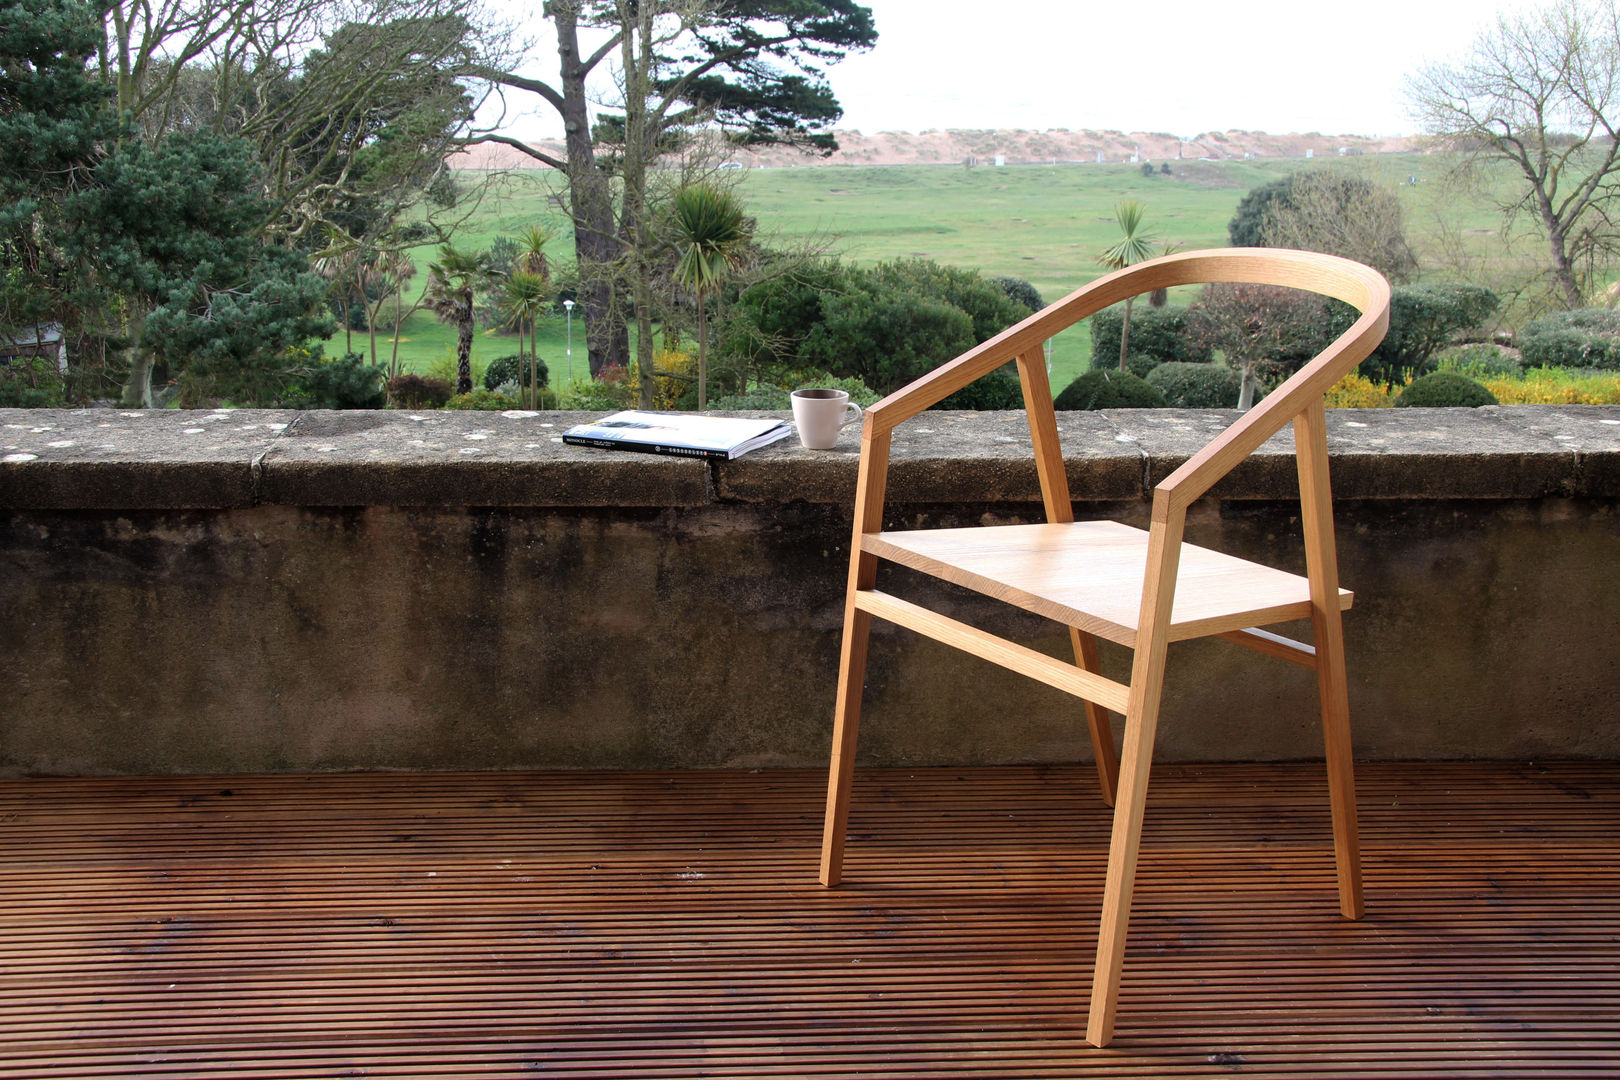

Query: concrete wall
[[2, 405, 1617, 775]]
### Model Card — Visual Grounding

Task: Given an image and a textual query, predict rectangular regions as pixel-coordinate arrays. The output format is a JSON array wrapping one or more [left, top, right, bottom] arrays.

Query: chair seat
[[864, 520, 1351, 648]]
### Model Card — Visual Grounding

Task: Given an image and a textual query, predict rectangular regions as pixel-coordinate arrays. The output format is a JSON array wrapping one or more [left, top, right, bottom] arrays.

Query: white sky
[[487, 0, 1516, 141]]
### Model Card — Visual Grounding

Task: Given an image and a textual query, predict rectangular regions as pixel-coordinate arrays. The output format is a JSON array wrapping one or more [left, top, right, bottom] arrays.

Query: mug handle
[[842, 402, 863, 429]]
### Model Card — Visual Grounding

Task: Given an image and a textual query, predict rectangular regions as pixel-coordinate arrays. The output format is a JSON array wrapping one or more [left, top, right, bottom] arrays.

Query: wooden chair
[[817, 248, 1391, 1047]]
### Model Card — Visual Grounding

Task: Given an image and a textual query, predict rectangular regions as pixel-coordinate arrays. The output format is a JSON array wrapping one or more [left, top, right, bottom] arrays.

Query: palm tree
[[309, 243, 358, 356], [1098, 200, 1160, 371], [670, 183, 751, 409], [425, 245, 497, 394], [503, 270, 551, 408], [516, 225, 553, 281], [381, 251, 418, 379]]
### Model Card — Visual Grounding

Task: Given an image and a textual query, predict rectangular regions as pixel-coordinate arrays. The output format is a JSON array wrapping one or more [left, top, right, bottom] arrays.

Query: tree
[[670, 182, 752, 408], [1228, 171, 1418, 283], [1325, 283, 1500, 385], [0, 0, 117, 394], [502, 270, 553, 408], [1187, 284, 1330, 410], [1097, 200, 1159, 371], [471, 0, 876, 378], [1228, 176, 1294, 247], [1258, 171, 1418, 284], [425, 244, 499, 394], [103, 0, 485, 245], [1408, 0, 1620, 307], [63, 129, 334, 406]]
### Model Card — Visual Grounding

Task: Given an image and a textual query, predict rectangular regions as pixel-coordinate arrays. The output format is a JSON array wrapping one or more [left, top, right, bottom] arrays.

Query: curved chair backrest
[[848, 247, 1391, 532]]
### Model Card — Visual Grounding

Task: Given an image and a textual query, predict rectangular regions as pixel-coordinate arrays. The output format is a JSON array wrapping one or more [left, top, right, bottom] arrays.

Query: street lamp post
[[563, 299, 575, 385]]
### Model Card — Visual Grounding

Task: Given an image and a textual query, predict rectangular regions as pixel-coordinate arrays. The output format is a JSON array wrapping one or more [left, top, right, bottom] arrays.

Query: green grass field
[[381, 151, 1559, 395]]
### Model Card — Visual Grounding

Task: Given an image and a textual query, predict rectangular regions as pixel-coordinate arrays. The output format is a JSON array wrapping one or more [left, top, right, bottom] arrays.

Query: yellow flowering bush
[[1324, 372, 1398, 409], [1483, 369, 1620, 404], [648, 348, 697, 410]]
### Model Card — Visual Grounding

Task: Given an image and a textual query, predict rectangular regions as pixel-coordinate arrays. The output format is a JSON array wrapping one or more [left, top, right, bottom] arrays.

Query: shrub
[[1054, 369, 1167, 410], [386, 373, 455, 409], [1146, 362, 1242, 408], [424, 348, 483, 389], [989, 275, 1044, 314], [1092, 348, 1162, 379], [728, 255, 1027, 405], [940, 364, 1025, 409], [1324, 372, 1396, 408], [649, 348, 700, 411], [1228, 176, 1294, 247], [800, 290, 976, 395], [1436, 343, 1524, 378], [1228, 171, 1418, 283], [1481, 367, 1620, 404], [1327, 284, 1500, 385], [558, 368, 636, 410], [444, 388, 531, 410], [293, 353, 386, 410], [1524, 307, 1620, 335], [706, 390, 789, 410], [710, 374, 881, 410], [0, 381, 63, 407], [1090, 306, 1211, 369], [483, 353, 549, 391], [1394, 371, 1498, 407], [0, 355, 66, 407], [1519, 310, 1620, 370]]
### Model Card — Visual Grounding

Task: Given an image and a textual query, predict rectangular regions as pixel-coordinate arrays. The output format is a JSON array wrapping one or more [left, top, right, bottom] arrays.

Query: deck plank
[[0, 762, 1616, 1078]]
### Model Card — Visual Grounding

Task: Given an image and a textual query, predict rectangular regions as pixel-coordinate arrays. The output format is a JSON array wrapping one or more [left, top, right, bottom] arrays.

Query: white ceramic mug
[[790, 388, 863, 449]]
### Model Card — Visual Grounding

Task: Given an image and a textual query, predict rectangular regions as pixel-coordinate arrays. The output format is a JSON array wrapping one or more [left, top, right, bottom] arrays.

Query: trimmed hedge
[[1519, 310, 1620, 370], [1089, 306, 1212, 370], [484, 353, 549, 391], [1054, 369, 1167, 410], [1394, 371, 1498, 407], [1146, 362, 1242, 408]]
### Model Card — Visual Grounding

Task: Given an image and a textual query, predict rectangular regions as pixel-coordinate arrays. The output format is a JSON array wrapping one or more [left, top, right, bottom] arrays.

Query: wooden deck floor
[[1, 761, 1616, 1078]]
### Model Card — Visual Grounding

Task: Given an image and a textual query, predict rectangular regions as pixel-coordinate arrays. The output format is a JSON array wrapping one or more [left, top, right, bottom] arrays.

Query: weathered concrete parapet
[[2, 405, 1618, 775], [4, 404, 1618, 508]]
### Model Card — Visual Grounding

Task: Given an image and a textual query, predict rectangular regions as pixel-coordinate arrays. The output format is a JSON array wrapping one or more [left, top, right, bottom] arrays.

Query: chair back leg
[[1071, 628, 1119, 806]]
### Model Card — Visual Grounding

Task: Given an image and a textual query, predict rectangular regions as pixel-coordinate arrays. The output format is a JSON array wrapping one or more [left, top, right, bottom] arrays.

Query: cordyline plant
[[1097, 200, 1160, 371], [671, 182, 751, 409]]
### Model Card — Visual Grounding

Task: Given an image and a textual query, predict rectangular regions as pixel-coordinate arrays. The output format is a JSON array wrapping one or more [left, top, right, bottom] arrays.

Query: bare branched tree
[[1407, 0, 1620, 307], [104, 0, 496, 244]]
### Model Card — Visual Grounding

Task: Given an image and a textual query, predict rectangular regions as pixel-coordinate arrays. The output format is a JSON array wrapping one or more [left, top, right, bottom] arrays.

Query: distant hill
[[452, 128, 1420, 170]]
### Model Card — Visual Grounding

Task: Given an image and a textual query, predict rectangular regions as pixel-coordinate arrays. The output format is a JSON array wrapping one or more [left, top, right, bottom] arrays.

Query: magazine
[[563, 410, 792, 460]]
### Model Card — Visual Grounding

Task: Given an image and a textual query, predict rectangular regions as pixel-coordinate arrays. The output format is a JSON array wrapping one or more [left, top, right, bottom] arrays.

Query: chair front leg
[[1084, 638, 1170, 1047], [820, 604, 874, 887], [1313, 603, 1364, 919], [1297, 400, 1364, 919], [1087, 510, 1181, 1047]]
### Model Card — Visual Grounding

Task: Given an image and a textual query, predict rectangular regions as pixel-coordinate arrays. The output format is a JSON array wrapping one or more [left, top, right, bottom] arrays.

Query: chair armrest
[[1154, 298, 1389, 512], [863, 303, 1082, 435]]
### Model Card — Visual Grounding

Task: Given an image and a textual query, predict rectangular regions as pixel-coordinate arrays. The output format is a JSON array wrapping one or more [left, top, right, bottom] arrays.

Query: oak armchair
[[817, 248, 1392, 1047]]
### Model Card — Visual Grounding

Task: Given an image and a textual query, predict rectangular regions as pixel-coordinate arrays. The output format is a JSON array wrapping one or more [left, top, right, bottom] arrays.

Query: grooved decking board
[[0, 762, 1616, 1078]]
